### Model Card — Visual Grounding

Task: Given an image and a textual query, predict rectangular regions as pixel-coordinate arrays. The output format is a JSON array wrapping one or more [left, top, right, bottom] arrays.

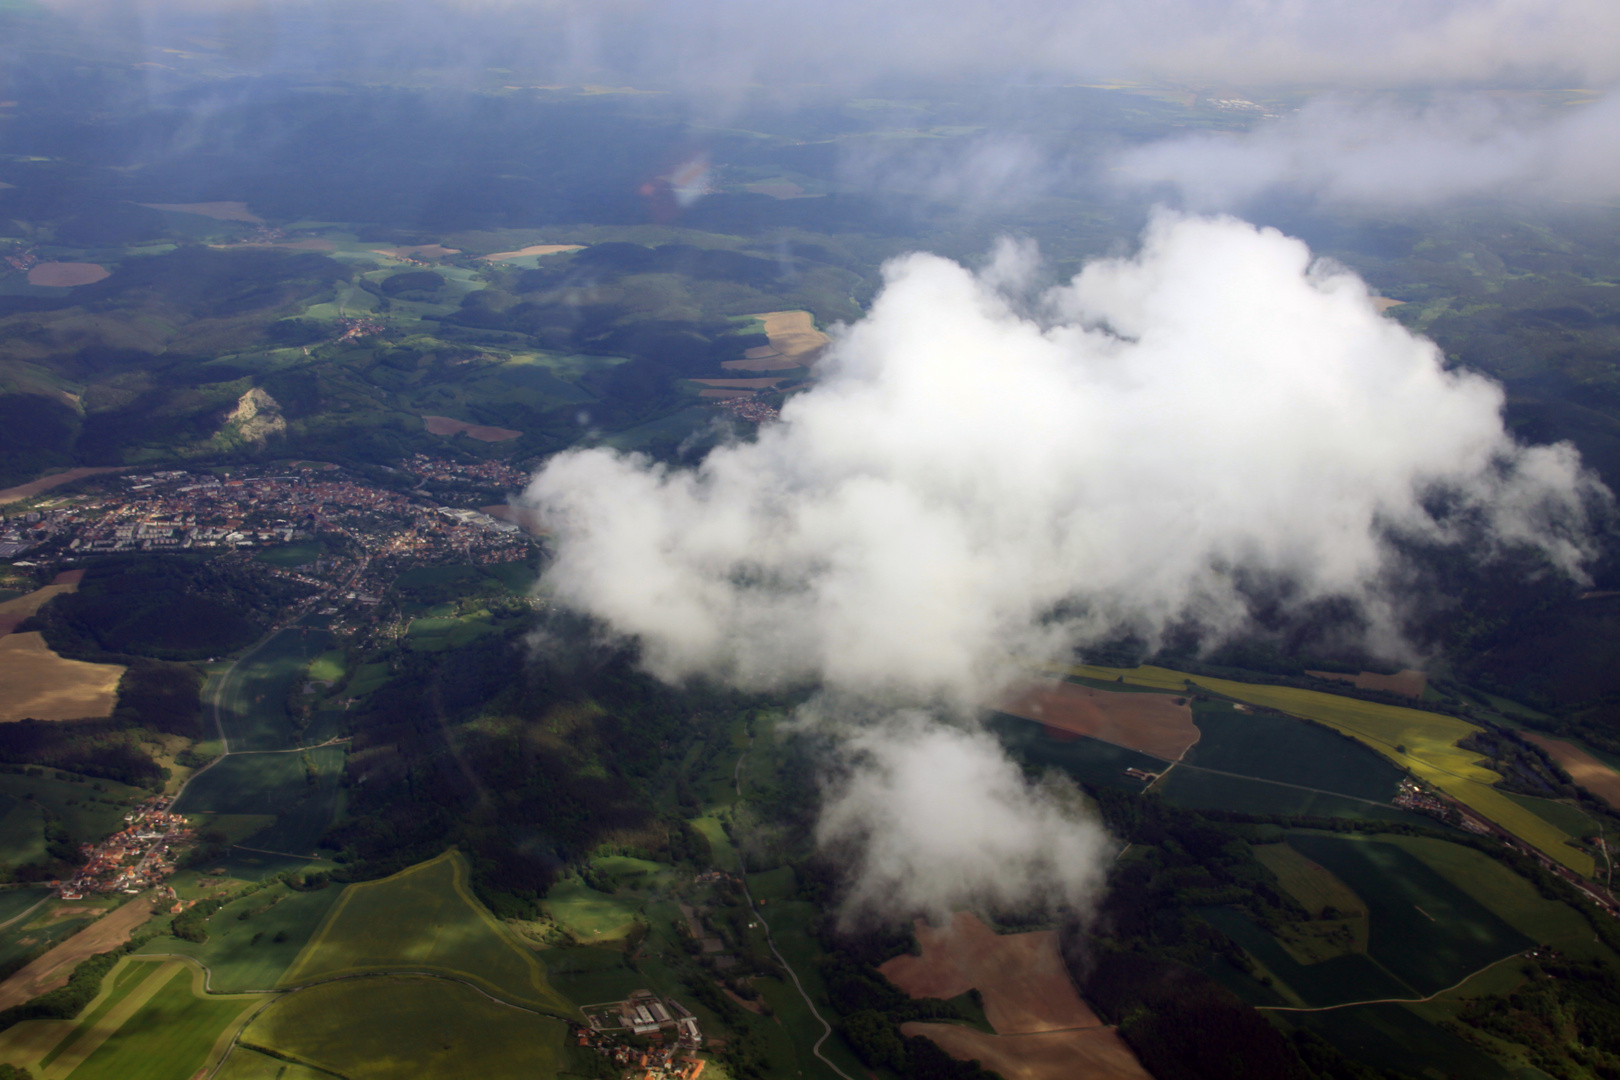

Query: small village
[[56, 796, 195, 900], [577, 989, 708, 1080]]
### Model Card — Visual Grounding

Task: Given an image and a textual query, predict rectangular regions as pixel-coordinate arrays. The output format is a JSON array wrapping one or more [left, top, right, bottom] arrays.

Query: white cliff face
[[221, 387, 286, 447]]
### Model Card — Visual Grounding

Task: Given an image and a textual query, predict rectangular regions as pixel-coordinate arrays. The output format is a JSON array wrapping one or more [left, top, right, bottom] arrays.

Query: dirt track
[[997, 681, 1198, 761], [0, 897, 158, 1013]]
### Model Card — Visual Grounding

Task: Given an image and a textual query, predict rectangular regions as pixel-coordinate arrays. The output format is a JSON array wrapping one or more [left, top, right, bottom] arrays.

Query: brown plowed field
[[997, 681, 1198, 761], [27, 262, 109, 287], [1306, 669, 1427, 698], [699, 389, 756, 399], [0, 896, 158, 1012], [880, 913, 1098, 1034], [1524, 734, 1620, 807], [0, 467, 124, 505], [899, 1023, 1150, 1080], [422, 416, 522, 442]]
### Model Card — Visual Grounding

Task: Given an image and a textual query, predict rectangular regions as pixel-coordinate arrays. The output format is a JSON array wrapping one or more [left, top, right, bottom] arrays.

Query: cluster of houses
[[401, 454, 530, 490], [57, 798, 194, 899], [1392, 778, 1449, 818]]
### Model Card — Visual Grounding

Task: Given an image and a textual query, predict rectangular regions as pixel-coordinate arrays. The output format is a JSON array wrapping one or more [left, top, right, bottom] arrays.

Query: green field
[[1200, 906, 1409, 1007], [544, 879, 643, 942], [0, 901, 103, 972], [1379, 834, 1610, 958], [59, 961, 259, 1080], [1287, 832, 1533, 994], [279, 850, 574, 1016], [1293, 1002, 1514, 1080], [1183, 707, 1405, 803], [1158, 766, 1434, 826], [172, 746, 345, 866], [1072, 664, 1593, 874], [344, 661, 391, 698], [306, 649, 345, 683], [406, 611, 497, 651], [253, 541, 326, 568], [213, 629, 336, 752], [690, 817, 740, 872], [1502, 792, 1599, 837], [239, 975, 567, 1080], [136, 881, 344, 991], [0, 771, 147, 868], [1254, 842, 1366, 918], [591, 855, 671, 890], [988, 714, 1169, 791], [216, 1046, 329, 1080], [542, 944, 652, 1006], [0, 886, 52, 927]]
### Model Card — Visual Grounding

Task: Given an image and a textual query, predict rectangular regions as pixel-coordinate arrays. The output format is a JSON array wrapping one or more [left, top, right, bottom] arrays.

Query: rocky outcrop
[[220, 386, 286, 447]]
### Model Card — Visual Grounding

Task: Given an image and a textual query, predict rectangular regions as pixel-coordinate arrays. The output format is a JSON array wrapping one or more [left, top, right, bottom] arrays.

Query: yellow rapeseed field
[[1070, 664, 1594, 876]]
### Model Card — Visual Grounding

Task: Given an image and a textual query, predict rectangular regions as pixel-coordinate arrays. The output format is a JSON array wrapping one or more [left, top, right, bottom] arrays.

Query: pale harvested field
[[0, 574, 84, 637], [1306, 669, 1427, 698], [138, 201, 262, 223], [722, 310, 829, 371], [421, 415, 522, 442], [1524, 734, 1620, 807], [997, 681, 1198, 761], [375, 244, 461, 260], [900, 1024, 1149, 1080], [880, 913, 1097, 1034], [480, 244, 584, 261], [0, 633, 125, 721], [0, 897, 157, 1012], [0, 467, 125, 504], [214, 238, 336, 252], [27, 262, 109, 287], [1372, 297, 1406, 313], [691, 377, 786, 389], [742, 181, 820, 199]]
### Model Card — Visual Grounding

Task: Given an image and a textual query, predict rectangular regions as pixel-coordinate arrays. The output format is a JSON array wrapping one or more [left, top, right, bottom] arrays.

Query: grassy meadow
[[136, 881, 344, 991], [1286, 833, 1532, 994], [212, 629, 336, 752], [0, 771, 145, 868], [238, 975, 567, 1080], [278, 850, 574, 1016]]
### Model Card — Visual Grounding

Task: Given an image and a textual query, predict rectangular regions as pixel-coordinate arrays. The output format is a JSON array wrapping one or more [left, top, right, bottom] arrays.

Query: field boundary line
[[734, 735, 858, 1080], [41, 959, 181, 1080], [0, 894, 50, 932], [1256, 952, 1522, 1013], [1168, 762, 1403, 808], [229, 844, 327, 861]]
